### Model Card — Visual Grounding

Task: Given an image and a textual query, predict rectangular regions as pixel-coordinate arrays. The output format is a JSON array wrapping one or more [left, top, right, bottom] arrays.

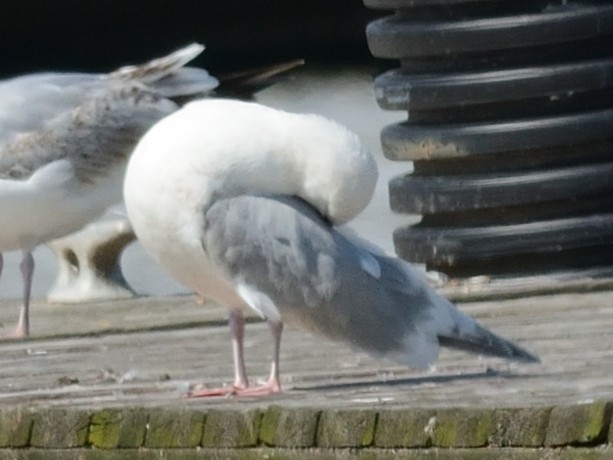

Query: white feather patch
[[358, 250, 381, 279], [338, 226, 382, 279], [237, 283, 281, 322]]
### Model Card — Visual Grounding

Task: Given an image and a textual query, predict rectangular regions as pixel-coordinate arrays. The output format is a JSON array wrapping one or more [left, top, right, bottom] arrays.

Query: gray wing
[[0, 43, 217, 181], [0, 74, 176, 181], [0, 73, 105, 148], [202, 194, 539, 368]]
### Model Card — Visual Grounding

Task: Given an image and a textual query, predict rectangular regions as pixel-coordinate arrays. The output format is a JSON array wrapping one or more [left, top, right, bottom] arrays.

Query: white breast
[[0, 159, 124, 251]]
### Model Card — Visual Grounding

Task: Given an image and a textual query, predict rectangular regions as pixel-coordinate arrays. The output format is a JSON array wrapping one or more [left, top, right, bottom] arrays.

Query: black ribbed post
[[365, 0, 613, 284]]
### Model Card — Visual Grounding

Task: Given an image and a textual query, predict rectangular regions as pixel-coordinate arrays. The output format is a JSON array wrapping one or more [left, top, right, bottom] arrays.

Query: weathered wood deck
[[0, 289, 611, 409], [0, 289, 612, 457]]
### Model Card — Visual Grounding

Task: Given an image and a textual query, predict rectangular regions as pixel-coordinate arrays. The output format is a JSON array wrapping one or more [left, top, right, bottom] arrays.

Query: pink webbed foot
[[0, 324, 29, 339], [185, 313, 284, 399], [230, 379, 281, 397], [187, 379, 281, 398], [187, 384, 246, 398]]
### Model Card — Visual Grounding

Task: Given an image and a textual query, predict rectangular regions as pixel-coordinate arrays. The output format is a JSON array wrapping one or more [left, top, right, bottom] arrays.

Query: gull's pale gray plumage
[[124, 99, 538, 396], [0, 79, 175, 182], [0, 43, 217, 337], [202, 194, 539, 369], [0, 45, 217, 182]]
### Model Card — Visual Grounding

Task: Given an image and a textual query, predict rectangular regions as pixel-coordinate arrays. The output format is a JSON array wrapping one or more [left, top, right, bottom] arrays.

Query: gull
[[0, 43, 218, 337], [124, 99, 539, 397]]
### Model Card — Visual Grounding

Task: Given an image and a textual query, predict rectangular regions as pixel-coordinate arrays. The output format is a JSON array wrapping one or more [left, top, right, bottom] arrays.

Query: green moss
[[201, 409, 260, 448], [374, 409, 436, 448], [317, 409, 377, 447], [259, 406, 320, 447], [585, 403, 608, 440], [491, 407, 552, 447], [609, 408, 613, 443], [258, 406, 281, 445], [0, 407, 33, 447], [89, 408, 148, 448], [144, 408, 205, 448], [361, 415, 377, 447], [431, 408, 494, 448], [431, 415, 456, 447], [545, 401, 612, 447], [29, 408, 91, 448], [89, 409, 121, 449]]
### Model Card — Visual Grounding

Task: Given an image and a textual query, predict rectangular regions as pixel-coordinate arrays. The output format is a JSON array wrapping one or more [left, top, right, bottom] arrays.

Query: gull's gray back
[[202, 194, 539, 368], [0, 73, 105, 141], [202, 194, 435, 358], [0, 73, 177, 181], [0, 44, 217, 181]]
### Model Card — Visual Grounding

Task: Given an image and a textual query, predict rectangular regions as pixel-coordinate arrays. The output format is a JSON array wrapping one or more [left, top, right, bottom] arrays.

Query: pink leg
[[2, 251, 33, 339], [268, 319, 283, 390], [15, 251, 34, 338], [188, 315, 284, 398], [0, 254, 3, 330], [231, 319, 283, 397], [0, 253, 3, 328], [188, 309, 249, 397], [230, 309, 250, 389]]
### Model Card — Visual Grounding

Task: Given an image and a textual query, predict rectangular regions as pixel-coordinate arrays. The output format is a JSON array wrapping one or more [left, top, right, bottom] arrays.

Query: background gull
[[124, 99, 539, 397], [0, 43, 218, 337]]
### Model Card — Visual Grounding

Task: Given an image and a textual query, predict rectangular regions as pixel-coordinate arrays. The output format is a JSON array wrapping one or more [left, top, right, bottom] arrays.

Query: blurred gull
[[0, 44, 218, 337], [124, 99, 539, 397]]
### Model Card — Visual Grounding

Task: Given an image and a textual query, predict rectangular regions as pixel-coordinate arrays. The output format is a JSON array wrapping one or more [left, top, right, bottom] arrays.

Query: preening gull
[[0, 44, 218, 337], [124, 99, 539, 397]]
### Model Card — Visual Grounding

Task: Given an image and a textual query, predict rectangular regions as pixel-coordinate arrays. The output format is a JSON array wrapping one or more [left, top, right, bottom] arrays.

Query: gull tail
[[438, 320, 540, 364], [109, 43, 219, 98], [426, 287, 540, 363], [375, 256, 541, 368]]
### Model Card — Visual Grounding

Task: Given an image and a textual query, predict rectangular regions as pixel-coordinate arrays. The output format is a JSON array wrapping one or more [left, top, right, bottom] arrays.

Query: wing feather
[[201, 194, 435, 361]]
